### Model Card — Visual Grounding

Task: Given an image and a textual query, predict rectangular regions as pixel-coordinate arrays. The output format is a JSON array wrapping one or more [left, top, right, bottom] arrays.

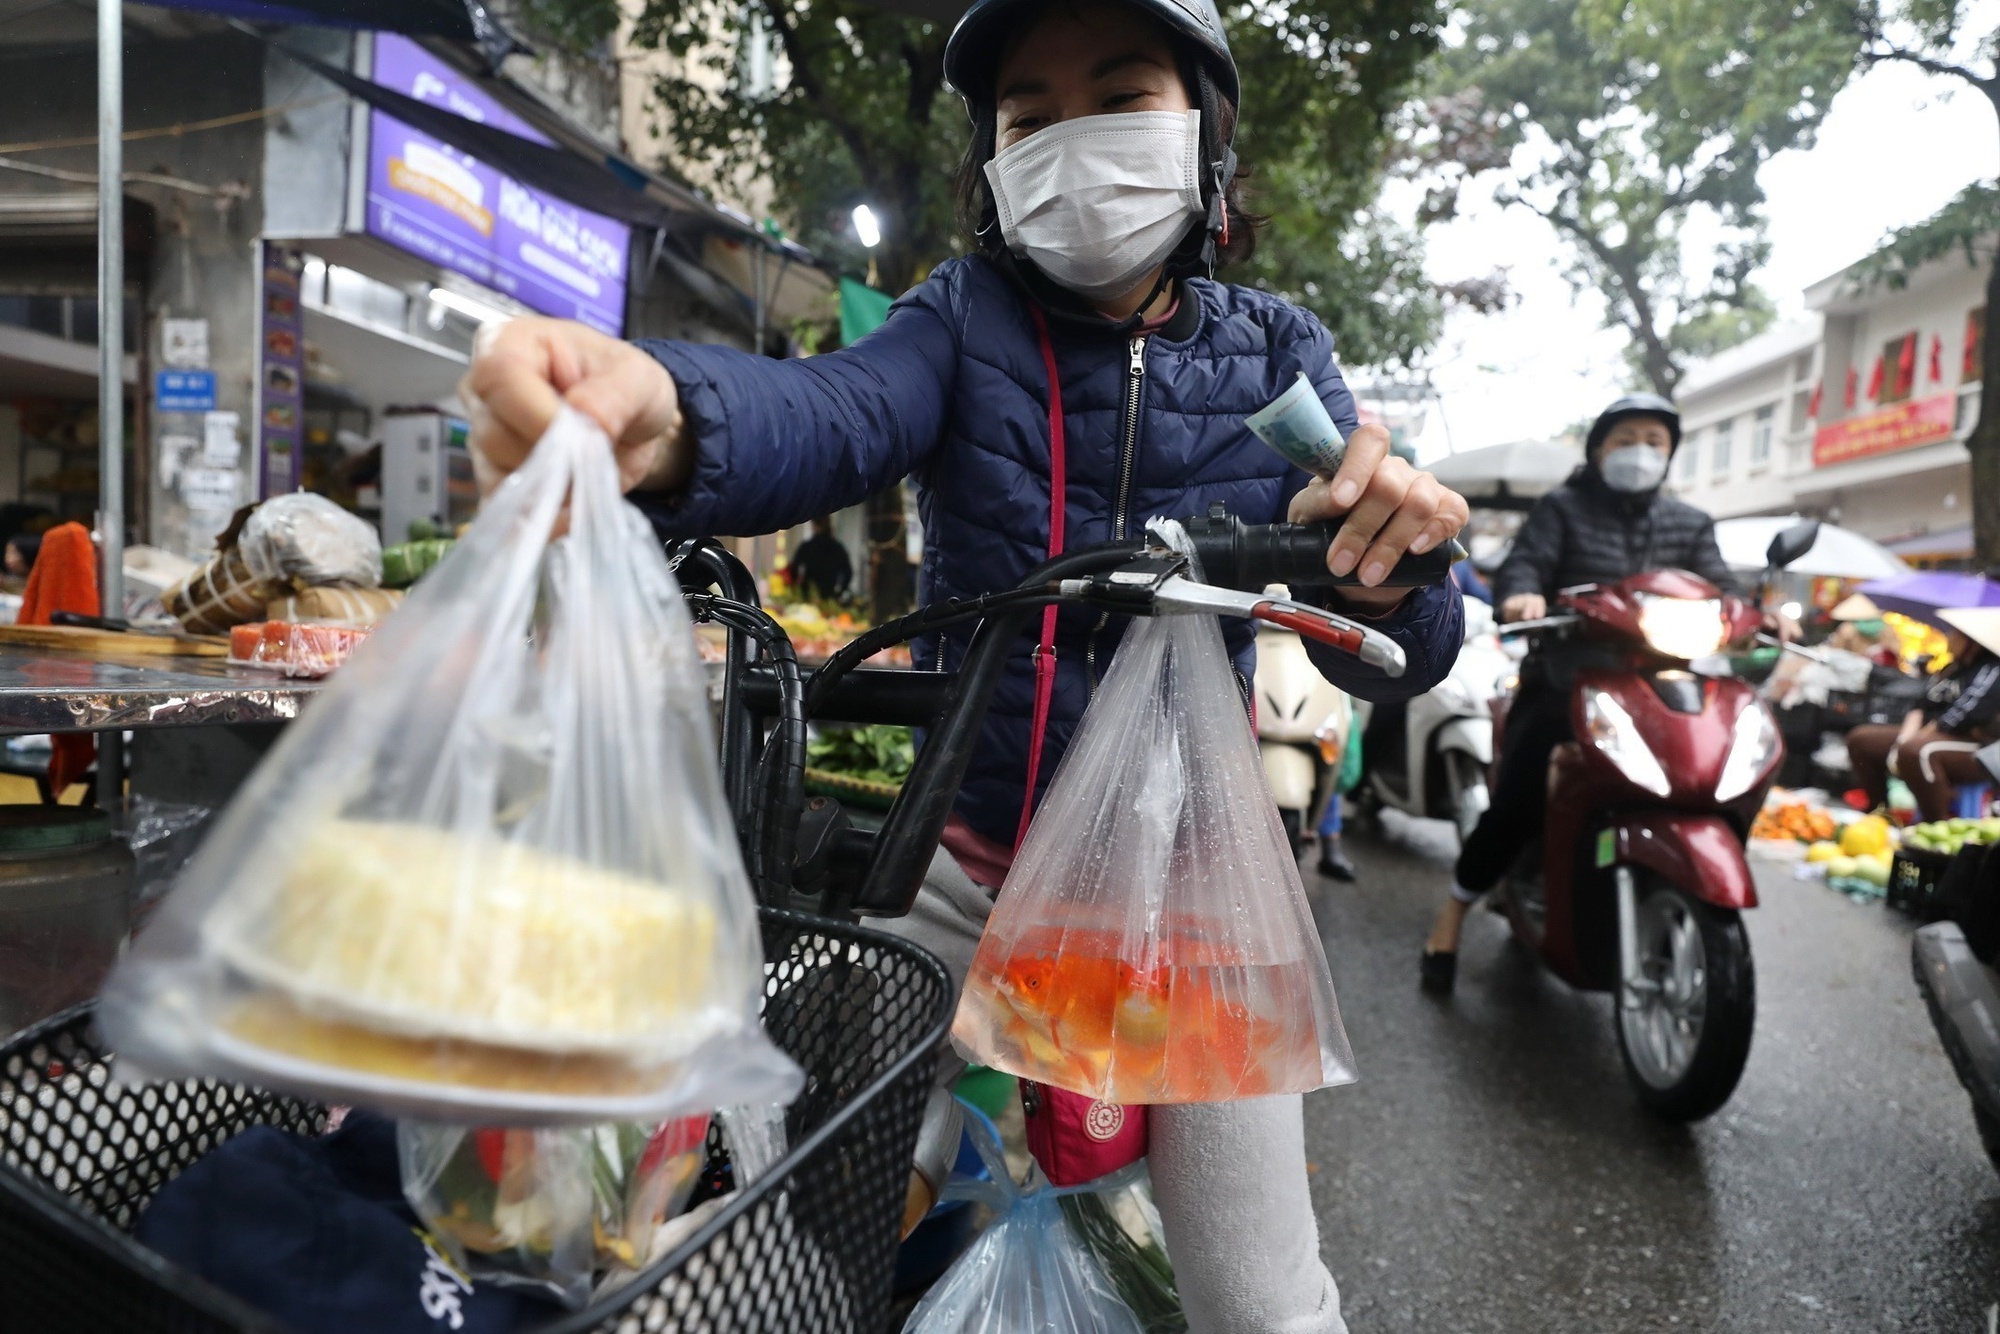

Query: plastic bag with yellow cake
[[100, 408, 801, 1122], [953, 599, 1355, 1104]]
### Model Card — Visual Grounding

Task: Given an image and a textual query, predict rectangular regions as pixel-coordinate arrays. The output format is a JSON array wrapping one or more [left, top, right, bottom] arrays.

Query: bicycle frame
[[674, 509, 1457, 921]]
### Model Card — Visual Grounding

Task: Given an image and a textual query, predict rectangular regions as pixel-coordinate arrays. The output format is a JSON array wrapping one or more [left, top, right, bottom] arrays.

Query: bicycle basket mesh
[[0, 908, 952, 1334]]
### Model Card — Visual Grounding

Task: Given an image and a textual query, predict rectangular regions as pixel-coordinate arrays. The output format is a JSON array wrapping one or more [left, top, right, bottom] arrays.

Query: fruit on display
[[1805, 841, 1841, 864], [1751, 801, 1836, 843], [1824, 849, 1892, 888], [1839, 815, 1893, 858], [1903, 817, 2000, 856]]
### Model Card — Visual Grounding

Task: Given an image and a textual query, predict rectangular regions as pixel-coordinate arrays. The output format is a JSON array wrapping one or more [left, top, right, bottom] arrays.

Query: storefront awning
[[147, 0, 517, 63], [271, 41, 701, 233]]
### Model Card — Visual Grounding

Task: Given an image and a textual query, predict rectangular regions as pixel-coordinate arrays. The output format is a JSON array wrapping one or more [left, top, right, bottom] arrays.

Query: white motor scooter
[[1256, 615, 1349, 850], [1352, 595, 1510, 842]]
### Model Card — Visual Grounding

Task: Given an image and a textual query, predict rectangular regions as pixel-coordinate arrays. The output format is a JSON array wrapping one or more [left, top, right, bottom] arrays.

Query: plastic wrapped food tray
[[227, 620, 369, 677], [0, 907, 952, 1334]]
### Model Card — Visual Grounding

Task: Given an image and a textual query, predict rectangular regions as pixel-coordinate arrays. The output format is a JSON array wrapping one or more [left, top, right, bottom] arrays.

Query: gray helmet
[[1587, 393, 1681, 457], [943, 0, 1240, 281], [942, 0, 1238, 108]]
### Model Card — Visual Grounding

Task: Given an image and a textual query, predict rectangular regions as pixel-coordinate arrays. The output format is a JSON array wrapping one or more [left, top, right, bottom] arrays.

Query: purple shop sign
[[366, 34, 630, 335]]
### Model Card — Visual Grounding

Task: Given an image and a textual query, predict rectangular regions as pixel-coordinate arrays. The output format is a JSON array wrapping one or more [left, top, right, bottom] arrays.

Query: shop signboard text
[[366, 35, 630, 336], [156, 370, 215, 413], [1812, 393, 1957, 467]]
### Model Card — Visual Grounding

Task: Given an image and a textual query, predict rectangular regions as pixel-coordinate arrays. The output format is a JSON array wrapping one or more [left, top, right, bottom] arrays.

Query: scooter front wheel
[[1614, 880, 1755, 1122]]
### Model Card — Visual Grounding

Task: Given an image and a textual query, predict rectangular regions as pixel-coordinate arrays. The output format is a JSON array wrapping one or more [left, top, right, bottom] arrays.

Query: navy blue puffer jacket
[[639, 255, 1462, 847]]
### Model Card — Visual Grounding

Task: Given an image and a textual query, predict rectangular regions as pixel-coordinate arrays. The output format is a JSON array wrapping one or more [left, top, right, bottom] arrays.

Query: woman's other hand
[[1286, 423, 1470, 612], [1501, 593, 1547, 624], [461, 317, 691, 496]]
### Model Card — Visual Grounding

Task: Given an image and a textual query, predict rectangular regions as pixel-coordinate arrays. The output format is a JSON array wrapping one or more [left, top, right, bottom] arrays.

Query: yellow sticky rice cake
[[214, 819, 719, 1053]]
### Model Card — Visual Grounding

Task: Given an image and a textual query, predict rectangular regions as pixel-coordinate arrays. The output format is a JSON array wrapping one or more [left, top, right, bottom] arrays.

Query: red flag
[[1807, 380, 1822, 418], [1929, 335, 1944, 383], [1897, 334, 1917, 396], [1866, 356, 1883, 402], [1844, 366, 1858, 409]]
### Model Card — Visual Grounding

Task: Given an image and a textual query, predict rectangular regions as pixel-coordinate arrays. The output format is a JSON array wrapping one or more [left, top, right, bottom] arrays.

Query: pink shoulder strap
[[1016, 307, 1067, 850]]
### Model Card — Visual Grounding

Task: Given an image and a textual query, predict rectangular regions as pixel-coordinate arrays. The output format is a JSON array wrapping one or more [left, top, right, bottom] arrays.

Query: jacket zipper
[[1086, 335, 1148, 689]]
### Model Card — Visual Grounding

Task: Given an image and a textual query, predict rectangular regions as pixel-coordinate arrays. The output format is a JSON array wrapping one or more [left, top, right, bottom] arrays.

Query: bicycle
[[0, 505, 1448, 1333]]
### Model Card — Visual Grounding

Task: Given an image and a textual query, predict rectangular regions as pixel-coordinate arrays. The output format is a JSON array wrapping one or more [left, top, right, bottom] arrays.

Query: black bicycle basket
[[0, 907, 952, 1334]]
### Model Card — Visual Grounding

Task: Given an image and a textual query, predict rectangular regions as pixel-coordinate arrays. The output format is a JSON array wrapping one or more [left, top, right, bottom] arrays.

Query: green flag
[[839, 277, 892, 347]]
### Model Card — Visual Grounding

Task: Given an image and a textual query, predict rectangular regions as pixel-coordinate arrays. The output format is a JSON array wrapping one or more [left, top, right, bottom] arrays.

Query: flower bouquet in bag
[[101, 409, 801, 1123], [954, 587, 1354, 1104]]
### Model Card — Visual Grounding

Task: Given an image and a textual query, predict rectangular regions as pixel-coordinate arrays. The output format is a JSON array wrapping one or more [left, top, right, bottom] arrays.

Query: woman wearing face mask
[[1419, 394, 1747, 993], [465, 0, 1468, 1325]]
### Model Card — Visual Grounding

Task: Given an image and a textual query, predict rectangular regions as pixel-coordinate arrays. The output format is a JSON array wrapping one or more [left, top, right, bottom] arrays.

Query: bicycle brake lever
[[1151, 577, 1406, 677]]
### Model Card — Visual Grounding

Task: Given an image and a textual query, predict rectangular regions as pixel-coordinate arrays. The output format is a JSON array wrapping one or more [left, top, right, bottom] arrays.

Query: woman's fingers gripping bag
[[100, 409, 801, 1124], [954, 585, 1355, 1104]]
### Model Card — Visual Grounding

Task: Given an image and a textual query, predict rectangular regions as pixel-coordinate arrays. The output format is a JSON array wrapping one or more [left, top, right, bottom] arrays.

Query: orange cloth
[[17, 522, 100, 794]]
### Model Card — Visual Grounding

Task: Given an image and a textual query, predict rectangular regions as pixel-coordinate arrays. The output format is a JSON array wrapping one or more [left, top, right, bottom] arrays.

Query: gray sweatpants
[[870, 849, 1347, 1334]]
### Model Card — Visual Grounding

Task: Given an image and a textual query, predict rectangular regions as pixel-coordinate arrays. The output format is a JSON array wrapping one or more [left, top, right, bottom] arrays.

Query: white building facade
[[1668, 242, 1988, 565]]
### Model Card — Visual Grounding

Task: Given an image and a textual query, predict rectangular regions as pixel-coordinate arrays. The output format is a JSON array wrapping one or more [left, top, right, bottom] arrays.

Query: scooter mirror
[[1765, 519, 1820, 571]]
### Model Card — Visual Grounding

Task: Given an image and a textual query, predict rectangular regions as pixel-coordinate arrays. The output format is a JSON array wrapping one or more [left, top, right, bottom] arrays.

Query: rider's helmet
[[944, 0, 1243, 282], [1586, 393, 1682, 457]]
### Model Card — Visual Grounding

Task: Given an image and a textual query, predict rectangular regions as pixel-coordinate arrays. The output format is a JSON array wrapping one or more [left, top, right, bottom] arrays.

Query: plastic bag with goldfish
[[398, 1112, 711, 1307], [954, 599, 1355, 1104]]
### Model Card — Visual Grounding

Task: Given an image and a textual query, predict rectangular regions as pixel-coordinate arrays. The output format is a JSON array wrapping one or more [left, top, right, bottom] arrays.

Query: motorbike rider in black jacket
[[1418, 394, 1759, 994]]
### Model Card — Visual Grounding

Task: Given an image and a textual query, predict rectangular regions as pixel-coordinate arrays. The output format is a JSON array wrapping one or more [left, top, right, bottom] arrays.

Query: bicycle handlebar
[[1175, 507, 1466, 590], [685, 506, 1463, 919]]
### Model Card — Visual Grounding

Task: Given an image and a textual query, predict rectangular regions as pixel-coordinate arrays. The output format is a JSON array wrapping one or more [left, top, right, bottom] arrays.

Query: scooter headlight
[[1635, 594, 1727, 661], [1715, 700, 1781, 802], [1583, 689, 1672, 796]]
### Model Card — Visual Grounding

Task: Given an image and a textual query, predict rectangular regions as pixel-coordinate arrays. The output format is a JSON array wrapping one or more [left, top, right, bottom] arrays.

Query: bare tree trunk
[[1973, 250, 2000, 568]]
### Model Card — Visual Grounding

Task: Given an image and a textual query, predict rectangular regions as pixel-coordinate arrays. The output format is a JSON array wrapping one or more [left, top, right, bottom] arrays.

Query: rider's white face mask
[[1599, 443, 1670, 494], [985, 109, 1204, 302]]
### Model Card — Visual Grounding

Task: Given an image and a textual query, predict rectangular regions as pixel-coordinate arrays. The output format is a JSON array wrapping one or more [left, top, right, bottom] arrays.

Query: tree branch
[[1541, 203, 1679, 393], [1862, 41, 1993, 94], [757, 0, 883, 190]]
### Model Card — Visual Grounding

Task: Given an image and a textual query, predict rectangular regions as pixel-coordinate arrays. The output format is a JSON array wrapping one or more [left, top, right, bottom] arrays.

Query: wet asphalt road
[[1300, 812, 2000, 1333]]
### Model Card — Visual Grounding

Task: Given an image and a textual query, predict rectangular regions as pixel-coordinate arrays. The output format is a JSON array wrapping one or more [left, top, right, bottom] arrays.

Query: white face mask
[[1599, 443, 1670, 494], [985, 108, 1204, 302]]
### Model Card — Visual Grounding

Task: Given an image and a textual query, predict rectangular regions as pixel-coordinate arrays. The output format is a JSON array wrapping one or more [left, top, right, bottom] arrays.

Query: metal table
[[0, 648, 320, 739]]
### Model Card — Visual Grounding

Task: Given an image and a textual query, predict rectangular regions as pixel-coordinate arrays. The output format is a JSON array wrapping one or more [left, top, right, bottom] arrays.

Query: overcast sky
[[1384, 52, 2000, 465]]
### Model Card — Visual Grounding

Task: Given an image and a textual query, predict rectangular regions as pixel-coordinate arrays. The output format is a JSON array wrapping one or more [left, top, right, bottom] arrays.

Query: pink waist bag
[[1020, 1080, 1148, 1186]]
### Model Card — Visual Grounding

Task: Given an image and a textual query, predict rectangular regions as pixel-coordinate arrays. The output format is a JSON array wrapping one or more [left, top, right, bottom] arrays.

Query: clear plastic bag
[[954, 579, 1354, 1103], [904, 1107, 1149, 1334], [239, 491, 385, 588], [398, 1113, 711, 1307], [101, 408, 801, 1123]]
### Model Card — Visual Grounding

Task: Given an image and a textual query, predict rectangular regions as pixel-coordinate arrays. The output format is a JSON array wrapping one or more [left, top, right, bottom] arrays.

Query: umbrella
[[1858, 572, 2000, 629], [1427, 440, 1581, 510], [1713, 517, 1908, 580]]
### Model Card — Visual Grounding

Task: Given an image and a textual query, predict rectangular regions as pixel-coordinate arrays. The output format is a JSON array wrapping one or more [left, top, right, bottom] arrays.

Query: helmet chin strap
[[1194, 65, 1237, 276]]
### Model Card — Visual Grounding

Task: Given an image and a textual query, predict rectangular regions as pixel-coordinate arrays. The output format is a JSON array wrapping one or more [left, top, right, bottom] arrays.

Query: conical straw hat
[[1938, 607, 2000, 658], [1830, 593, 1880, 621]]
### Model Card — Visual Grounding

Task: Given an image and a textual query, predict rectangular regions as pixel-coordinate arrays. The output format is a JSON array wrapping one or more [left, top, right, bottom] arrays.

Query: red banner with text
[[1812, 393, 1956, 467]]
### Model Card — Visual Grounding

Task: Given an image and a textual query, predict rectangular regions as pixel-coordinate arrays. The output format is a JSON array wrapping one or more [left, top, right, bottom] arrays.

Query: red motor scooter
[[1493, 524, 1816, 1120]]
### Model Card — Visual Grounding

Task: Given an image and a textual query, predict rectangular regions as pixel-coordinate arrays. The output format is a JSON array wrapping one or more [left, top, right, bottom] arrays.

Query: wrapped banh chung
[[101, 409, 802, 1122]]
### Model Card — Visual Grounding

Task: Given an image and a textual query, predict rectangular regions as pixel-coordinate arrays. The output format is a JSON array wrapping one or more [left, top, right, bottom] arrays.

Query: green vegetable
[[806, 724, 914, 786], [382, 539, 454, 588], [1059, 1185, 1186, 1334]]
